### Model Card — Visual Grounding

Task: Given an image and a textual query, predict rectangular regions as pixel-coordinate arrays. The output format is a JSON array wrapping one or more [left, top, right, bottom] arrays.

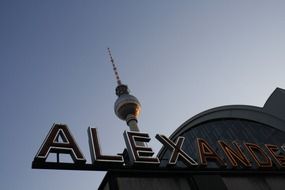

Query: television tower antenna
[[107, 48, 141, 132], [107, 48, 122, 86]]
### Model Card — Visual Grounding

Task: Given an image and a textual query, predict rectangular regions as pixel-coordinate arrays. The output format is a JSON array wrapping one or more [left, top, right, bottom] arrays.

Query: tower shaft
[[126, 114, 140, 132]]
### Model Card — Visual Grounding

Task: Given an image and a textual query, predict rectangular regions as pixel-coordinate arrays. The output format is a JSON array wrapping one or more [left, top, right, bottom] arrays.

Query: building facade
[[99, 88, 285, 190]]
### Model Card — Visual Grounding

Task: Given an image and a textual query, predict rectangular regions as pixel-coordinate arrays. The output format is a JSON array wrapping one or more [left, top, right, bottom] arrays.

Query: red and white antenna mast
[[107, 48, 122, 86]]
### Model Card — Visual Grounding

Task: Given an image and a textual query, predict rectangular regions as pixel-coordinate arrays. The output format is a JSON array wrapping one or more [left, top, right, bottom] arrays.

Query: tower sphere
[[114, 93, 141, 121]]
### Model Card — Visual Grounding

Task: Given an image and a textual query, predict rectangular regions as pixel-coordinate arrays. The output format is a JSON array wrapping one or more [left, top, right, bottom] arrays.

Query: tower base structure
[[99, 170, 285, 190]]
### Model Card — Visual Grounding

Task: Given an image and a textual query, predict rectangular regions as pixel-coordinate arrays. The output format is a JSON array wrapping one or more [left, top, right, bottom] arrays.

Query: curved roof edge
[[157, 87, 285, 158], [169, 105, 285, 140]]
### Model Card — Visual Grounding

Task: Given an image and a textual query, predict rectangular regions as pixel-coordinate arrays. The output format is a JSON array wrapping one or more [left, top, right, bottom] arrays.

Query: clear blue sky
[[1, 0, 285, 189]]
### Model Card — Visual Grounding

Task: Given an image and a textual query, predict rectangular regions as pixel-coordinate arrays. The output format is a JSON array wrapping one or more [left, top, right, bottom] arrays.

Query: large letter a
[[34, 124, 86, 164]]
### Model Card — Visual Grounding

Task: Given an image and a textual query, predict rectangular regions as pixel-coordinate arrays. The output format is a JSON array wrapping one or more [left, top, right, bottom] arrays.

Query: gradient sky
[[1, 0, 285, 189]]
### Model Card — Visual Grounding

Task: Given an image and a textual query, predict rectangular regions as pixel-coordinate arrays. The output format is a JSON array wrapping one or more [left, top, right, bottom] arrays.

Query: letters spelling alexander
[[33, 124, 285, 170]]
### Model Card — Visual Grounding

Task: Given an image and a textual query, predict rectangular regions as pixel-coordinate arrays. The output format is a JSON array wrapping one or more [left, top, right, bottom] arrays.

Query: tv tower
[[107, 48, 141, 132]]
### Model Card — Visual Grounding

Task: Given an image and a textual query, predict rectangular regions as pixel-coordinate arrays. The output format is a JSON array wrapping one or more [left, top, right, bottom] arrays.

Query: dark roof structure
[[100, 88, 285, 190]]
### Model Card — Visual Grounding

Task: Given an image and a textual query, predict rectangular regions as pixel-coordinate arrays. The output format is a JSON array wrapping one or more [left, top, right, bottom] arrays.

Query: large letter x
[[156, 134, 198, 167]]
